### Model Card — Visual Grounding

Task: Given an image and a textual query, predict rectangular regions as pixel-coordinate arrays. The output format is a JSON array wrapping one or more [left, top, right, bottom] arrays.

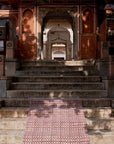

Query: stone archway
[[38, 7, 78, 60], [52, 43, 66, 60], [42, 26, 72, 60]]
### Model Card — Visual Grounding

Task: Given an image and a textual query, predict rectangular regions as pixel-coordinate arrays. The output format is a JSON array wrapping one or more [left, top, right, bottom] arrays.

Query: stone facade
[[0, 0, 114, 97], [0, 1, 99, 60]]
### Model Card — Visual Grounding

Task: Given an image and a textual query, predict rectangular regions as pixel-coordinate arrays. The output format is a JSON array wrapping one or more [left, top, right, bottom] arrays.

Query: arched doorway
[[52, 43, 66, 60], [40, 9, 77, 60], [42, 25, 72, 60]]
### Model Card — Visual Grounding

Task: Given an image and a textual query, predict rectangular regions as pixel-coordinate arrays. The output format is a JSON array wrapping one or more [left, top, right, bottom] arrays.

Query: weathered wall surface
[[0, 5, 98, 60], [79, 6, 97, 59], [18, 7, 37, 60]]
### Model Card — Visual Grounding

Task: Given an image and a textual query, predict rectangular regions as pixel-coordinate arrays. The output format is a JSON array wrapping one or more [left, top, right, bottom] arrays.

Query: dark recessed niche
[[0, 5, 12, 10], [11, 4, 18, 10], [109, 47, 114, 55]]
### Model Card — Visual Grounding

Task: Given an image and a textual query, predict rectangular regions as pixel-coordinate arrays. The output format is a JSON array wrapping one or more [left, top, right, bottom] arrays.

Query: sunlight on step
[[58, 92, 64, 98], [49, 92, 54, 98], [78, 67, 83, 71], [84, 71, 89, 76]]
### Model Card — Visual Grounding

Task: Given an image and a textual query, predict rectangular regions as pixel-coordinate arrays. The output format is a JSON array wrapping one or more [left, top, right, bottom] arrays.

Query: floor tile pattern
[[24, 99, 90, 144]]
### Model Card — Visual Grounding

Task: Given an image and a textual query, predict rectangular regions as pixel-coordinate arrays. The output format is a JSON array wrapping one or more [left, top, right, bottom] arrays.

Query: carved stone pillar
[[37, 7, 41, 59], [68, 8, 78, 60]]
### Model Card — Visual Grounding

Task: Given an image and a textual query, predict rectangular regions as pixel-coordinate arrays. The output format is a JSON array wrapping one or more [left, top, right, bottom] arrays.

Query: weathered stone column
[[73, 15, 77, 59], [37, 6, 42, 60], [5, 18, 18, 76], [0, 77, 6, 97], [96, 42, 110, 77], [69, 8, 78, 60], [6, 19, 15, 59], [0, 76, 12, 97], [0, 55, 5, 76]]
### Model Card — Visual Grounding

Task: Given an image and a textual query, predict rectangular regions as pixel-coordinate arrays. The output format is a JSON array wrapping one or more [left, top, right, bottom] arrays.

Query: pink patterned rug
[[23, 99, 90, 144]]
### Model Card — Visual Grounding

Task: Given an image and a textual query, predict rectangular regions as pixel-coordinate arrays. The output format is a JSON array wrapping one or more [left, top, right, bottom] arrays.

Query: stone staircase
[[7, 60, 107, 100], [0, 60, 114, 144], [0, 107, 114, 144]]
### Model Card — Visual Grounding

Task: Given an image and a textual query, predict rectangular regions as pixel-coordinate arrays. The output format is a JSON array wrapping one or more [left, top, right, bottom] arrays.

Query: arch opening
[[41, 10, 74, 60], [22, 9, 33, 34], [52, 43, 66, 60]]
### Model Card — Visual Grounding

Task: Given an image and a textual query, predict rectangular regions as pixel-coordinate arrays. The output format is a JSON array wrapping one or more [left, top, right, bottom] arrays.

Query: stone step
[[86, 118, 114, 130], [0, 107, 112, 118], [0, 118, 27, 130], [1, 98, 112, 107], [7, 90, 107, 98], [21, 65, 96, 71], [20, 66, 98, 76], [0, 130, 114, 144], [89, 130, 114, 144], [84, 107, 112, 118], [83, 98, 112, 108], [0, 107, 112, 119], [112, 100, 114, 108], [13, 76, 102, 83], [0, 108, 29, 118], [20, 60, 95, 66], [0, 117, 113, 131], [10, 82, 104, 90], [0, 130, 24, 144], [16, 70, 85, 76]]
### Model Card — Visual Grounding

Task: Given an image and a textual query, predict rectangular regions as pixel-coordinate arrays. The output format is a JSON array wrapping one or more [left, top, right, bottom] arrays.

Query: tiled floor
[[24, 99, 90, 144]]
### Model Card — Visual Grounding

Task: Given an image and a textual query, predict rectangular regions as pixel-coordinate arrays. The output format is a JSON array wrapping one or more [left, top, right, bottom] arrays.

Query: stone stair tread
[[14, 76, 101, 82], [86, 118, 114, 130], [84, 107, 112, 118], [21, 65, 95, 67], [88, 130, 114, 135], [0, 107, 111, 111], [17, 69, 86, 72], [0, 129, 24, 135], [14, 76, 100, 78], [0, 130, 114, 144], [0, 107, 112, 118], [1, 117, 114, 122], [0, 107, 29, 118], [7, 89, 107, 98], [0, 118, 27, 130], [0, 107, 29, 111], [2, 97, 112, 100], [0, 129, 114, 136], [0, 107, 112, 113], [7, 89, 106, 92], [0, 129, 114, 135], [84, 107, 112, 110], [11, 82, 103, 84], [21, 64, 95, 67], [0, 118, 27, 121], [86, 117, 114, 122], [1, 97, 112, 107], [88, 130, 114, 144], [10, 82, 104, 90], [21, 60, 95, 65], [20, 66, 96, 71]]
